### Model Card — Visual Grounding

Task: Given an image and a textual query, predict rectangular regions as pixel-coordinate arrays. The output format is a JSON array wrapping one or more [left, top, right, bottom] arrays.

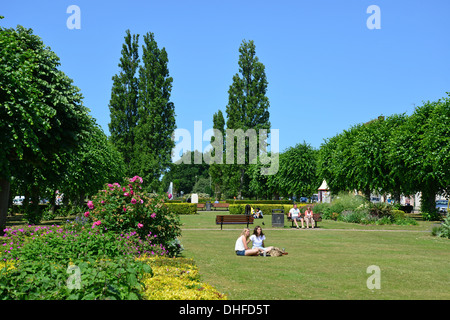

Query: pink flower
[[91, 221, 101, 228], [101, 200, 105, 204], [137, 223, 143, 229], [151, 213, 156, 218], [84, 211, 90, 218], [131, 198, 137, 204], [167, 193, 172, 199], [130, 176, 143, 183], [123, 207, 127, 212], [140, 199, 144, 204], [87, 201, 94, 209], [124, 192, 129, 197]]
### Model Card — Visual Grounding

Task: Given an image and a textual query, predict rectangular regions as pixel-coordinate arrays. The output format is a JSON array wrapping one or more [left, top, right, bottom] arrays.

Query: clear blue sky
[[2, 0, 450, 156]]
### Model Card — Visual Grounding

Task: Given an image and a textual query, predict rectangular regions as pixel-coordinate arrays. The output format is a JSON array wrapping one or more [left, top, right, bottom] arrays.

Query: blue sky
[[2, 0, 450, 157]]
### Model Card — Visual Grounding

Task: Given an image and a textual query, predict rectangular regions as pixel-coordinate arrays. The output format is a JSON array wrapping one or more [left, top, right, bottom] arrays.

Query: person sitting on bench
[[288, 203, 304, 229]]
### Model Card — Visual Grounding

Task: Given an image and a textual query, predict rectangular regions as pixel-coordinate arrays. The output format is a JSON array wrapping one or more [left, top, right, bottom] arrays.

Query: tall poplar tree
[[133, 32, 176, 191], [108, 30, 140, 176], [225, 39, 271, 198], [209, 110, 226, 199]]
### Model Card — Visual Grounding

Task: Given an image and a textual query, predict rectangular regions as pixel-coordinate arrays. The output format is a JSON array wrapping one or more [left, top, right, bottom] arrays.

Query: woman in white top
[[250, 226, 274, 253], [235, 228, 263, 256]]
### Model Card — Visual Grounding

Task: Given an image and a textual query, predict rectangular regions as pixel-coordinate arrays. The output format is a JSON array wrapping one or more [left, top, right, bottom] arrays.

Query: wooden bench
[[216, 215, 254, 230], [287, 213, 322, 228], [197, 203, 205, 211], [213, 203, 230, 211]]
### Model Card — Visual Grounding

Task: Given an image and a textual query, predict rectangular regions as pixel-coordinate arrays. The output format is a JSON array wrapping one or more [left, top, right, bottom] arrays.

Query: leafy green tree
[[0, 25, 91, 231], [108, 30, 140, 176], [133, 32, 176, 192], [225, 40, 271, 198], [318, 125, 362, 195], [390, 96, 450, 215], [268, 143, 319, 199], [60, 120, 126, 206], [162, 151, 210, 196]]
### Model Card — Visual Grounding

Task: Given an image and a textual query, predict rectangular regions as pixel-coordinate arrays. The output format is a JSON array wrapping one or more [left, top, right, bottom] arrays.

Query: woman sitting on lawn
[[250, 226, 274, 254], [235, 228, 263, 256]]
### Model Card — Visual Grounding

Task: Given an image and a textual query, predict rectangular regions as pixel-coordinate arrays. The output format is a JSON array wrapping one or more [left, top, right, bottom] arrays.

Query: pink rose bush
[[86, 176, 182, 257]]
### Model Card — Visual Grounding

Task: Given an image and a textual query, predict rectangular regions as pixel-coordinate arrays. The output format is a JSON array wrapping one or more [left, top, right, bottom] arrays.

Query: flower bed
[[0, 177, 225, 300]]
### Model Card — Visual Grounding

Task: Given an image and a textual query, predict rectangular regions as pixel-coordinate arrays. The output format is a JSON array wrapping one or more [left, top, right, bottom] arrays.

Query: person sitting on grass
[[253, 207, 263, 219], [288, 203, 304, 229], [235, 228, 263, 256], [250, 226, 273, 254]]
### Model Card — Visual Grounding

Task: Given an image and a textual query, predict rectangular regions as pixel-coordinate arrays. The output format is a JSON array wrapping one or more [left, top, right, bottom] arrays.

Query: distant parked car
[[300, 197, 308, 203], [13, 196, 24, 205], [370, 197, 381, 203], [436, 200, 448, 214]]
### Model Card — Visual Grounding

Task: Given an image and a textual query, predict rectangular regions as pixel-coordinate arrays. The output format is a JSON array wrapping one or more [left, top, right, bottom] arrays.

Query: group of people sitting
[[288, 203, 315, 229], [244, 204, 315, 229], [235, 204, 316, 256], [234, 226, 273, 256], [245, 205, 264, 219]]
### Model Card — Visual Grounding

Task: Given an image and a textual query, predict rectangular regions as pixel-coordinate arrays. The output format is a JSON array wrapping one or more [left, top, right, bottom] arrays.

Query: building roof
[[318, 180, 329, 190]]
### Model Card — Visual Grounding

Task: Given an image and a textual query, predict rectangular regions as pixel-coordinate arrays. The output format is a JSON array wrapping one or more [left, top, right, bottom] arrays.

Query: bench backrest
[[216, 215, 253, 223]]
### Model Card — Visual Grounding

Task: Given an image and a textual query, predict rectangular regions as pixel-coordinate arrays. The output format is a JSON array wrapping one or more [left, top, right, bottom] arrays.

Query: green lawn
[[179, 212, 450, 300]]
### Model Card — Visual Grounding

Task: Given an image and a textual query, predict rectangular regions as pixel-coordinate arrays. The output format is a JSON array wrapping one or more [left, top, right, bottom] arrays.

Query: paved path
[[182, 227, 433, 233]]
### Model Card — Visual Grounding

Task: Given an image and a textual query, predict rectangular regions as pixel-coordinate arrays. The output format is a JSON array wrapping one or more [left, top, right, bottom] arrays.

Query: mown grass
[[179, 212, 450, 300]]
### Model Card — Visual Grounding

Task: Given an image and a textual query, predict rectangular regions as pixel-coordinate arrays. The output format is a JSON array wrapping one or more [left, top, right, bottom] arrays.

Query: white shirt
[[250, 234, 265, 249], [289, 208, 300, 219], [235, 236, 246, 251]]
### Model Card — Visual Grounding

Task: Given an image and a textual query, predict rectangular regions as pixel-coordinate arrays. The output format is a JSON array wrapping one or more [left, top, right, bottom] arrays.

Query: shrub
[[1, 224, 167, 263], [432, 215, 450, 239], [229, 204, 306, 216], [165, 203, 197, 215], [0, 225, 154, 300], [87, 176, 181, 257], [229, 204, 244, 215], [0, 256, 151, 300], [338, 210, 369, 224], [376, 216, 394, 225], [421, 210, 441, 221], [368, 202, 393, 218], [139, 257, 227, 300]]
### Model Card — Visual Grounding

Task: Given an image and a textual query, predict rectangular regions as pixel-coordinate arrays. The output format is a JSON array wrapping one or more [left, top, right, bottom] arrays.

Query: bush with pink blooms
[[86, 176, 182, 257]]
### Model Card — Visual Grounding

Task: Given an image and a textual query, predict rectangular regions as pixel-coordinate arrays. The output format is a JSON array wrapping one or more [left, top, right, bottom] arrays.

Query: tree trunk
[[420, 188, 436, 214], [30, 184, 40, 224], [0, 178, 11, 236]]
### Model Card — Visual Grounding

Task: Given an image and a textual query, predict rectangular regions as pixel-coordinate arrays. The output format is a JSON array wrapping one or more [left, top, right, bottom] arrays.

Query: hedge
[[165, 203, 197, 215], [229, 204, 310, 215], [226, 200, 294, 204]]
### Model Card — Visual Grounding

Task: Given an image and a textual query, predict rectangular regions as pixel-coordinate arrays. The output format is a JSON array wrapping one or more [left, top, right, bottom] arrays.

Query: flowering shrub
[[87, 176, 182, 256], [1, 223, 167, 263], [0, 224, 153, 300]]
